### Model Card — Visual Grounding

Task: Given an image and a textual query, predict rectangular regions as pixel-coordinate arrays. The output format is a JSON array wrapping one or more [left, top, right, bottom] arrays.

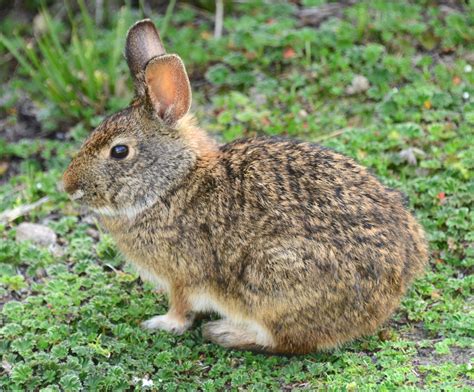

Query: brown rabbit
[[63, 19, 428, 354]]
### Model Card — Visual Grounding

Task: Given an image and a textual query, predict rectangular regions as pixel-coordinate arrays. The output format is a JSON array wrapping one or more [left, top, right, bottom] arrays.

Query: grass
[[0, 1, 135, 130], [1, 0, 473, 390]]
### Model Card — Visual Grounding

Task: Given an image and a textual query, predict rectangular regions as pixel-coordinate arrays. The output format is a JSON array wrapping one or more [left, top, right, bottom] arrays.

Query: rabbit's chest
[[109, 219, 184, 261], [102, 213, 203, 278], [133, 263, 170, 294], [111, 230, 177, 291], [116, 228, 175, 261]]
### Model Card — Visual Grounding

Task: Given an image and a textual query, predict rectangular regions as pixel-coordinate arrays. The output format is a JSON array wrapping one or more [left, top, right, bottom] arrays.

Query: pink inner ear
[[145, 55, 191, 123], [149, 66, 175, 114]]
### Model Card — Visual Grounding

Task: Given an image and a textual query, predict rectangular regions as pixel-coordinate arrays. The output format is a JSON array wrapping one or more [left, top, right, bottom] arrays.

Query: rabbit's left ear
[[144, 54, 192, 125], [125, 19, 166, 94]]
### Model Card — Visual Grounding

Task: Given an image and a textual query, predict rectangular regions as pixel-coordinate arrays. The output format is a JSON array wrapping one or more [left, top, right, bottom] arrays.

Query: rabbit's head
[[63, 20, 213, 218]]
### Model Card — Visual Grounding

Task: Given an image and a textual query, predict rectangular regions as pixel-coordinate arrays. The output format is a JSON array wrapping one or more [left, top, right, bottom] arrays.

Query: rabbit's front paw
[[141, 314, 189, 335]]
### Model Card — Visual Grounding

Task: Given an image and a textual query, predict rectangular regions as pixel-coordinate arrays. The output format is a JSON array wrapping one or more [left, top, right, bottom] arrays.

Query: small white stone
[[464, 64, 472, 73], [142, 378, 154, 387], [16, 222, 57, 246], [462, 92, 470, 100], [345, 75, 370, 95]]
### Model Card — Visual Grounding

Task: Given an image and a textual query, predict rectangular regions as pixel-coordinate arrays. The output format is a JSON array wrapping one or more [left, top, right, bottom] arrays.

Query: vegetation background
[[0, 0, 473, 390]]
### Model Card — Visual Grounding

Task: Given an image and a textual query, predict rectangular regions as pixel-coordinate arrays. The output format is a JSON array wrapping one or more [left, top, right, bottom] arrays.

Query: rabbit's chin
[[91, 198, 156, 220]]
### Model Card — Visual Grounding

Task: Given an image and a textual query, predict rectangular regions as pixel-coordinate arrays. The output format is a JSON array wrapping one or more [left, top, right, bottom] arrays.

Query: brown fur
[[62, 20, 428, 354], [126, 19, 166, 94], [145, 55, 192, 123]]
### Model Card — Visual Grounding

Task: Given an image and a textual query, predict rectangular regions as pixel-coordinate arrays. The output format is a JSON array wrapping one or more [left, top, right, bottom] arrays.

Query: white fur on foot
[[190, 291, 275, 349], [203, 319, 275, 349], [141, 314, 189, 335]]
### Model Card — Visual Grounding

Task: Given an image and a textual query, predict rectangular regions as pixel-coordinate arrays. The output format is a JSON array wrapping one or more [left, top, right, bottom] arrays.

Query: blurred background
[[1, 0, 471, 140], [0, 1, 473, 390]]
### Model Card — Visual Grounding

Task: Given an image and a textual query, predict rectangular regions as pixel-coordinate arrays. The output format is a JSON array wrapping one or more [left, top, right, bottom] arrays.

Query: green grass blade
[[77, 0, 96, 42], [0, 35, 37, 77]]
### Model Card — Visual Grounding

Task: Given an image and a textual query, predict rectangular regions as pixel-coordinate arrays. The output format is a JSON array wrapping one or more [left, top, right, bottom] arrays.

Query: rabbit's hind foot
[[202, 319, 275, 353], [141, 313, 191, 335]]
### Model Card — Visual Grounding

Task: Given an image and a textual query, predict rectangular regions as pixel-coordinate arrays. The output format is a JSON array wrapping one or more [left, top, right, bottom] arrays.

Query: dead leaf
[[244, 51, 257, 60], [430, 290, 441, 300], [447, 237, 457, 252], [378, 328, 394, 342], [437, 192, 447, 205], [0, 161, 9, 176], [399, 147, 426, 166], [283, 47, 296, 59], [200, 31, 212, 40], [261, 117, 271, 126]]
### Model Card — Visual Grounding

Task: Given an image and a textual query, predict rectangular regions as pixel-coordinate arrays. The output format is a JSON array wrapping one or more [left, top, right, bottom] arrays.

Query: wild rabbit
[[63, 19, 428, 354]]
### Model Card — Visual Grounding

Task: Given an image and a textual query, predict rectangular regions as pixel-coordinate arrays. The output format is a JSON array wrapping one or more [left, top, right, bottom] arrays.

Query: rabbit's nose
[[58, 180, 84, 201], [62, 168, 82, 197]]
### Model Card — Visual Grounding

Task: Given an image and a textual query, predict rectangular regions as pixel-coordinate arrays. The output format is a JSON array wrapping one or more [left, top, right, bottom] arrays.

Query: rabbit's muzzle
[[63, 162, 85, 201]]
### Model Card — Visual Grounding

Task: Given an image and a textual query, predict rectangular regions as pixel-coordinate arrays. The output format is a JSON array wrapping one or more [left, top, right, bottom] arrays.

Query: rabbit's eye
[[111, 145, 129, 160]]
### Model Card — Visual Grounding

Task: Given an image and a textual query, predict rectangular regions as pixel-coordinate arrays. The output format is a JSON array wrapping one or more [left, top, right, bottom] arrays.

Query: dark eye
[[110, 145, 129, 160]]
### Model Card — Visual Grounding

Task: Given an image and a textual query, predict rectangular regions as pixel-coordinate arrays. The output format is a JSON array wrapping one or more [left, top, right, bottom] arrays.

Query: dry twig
[[0, 196, 50, 223], [214, 0, 224, 39], [314, 127, 354, 142], [297, 0, 357, 27]]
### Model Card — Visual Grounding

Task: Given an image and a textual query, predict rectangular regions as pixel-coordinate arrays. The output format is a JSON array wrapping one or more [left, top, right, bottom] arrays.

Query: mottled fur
[[63, 20, 428, 354]]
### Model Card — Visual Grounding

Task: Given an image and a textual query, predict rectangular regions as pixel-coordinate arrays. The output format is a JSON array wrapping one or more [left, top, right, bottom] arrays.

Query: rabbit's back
[[188, 137, 427, 352], [202, 137, 426, 280]]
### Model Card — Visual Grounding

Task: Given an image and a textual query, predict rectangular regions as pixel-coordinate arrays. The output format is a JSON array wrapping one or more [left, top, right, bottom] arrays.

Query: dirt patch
[[397, 321, 433, 341], [415, 346, 474, 388], [0, 158, 21, 185], [414, 346, 473, 367], [1, 97, 42, 143], [396, 321, 473, 387]]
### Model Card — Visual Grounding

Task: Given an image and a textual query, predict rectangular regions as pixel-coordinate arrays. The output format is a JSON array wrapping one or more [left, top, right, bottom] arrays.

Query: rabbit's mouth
[[70, 189, 85, 201]]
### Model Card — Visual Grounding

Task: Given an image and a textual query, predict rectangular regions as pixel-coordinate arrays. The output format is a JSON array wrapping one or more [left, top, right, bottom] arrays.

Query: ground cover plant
[[0, 0, 473, 390]]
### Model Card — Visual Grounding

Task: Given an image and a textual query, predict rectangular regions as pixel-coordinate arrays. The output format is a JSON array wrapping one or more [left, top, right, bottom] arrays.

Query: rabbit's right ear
[[144, 54, 192, 125], [125, 19, 166, 94]]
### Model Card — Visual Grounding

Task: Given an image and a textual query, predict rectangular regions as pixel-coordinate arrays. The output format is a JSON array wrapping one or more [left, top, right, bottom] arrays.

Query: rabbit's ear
[[125, 19, 166, 93], [144, 54, 192, 124]]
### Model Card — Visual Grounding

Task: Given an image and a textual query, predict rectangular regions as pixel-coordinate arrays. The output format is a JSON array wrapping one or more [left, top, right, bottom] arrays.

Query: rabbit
[[62, 19, 428, 354]]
